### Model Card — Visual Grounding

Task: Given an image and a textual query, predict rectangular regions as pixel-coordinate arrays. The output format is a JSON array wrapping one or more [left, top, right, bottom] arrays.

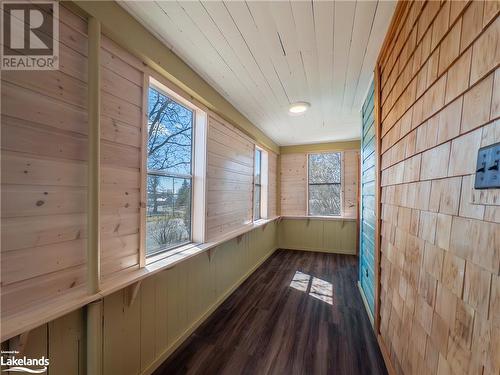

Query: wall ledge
[[1, 217, 279, 342], [2, 215, 354, 341], [281, 215, 356, 222]]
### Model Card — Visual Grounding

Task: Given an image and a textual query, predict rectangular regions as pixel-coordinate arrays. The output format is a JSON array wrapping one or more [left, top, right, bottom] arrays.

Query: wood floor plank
[[154, 249, 387, 375]]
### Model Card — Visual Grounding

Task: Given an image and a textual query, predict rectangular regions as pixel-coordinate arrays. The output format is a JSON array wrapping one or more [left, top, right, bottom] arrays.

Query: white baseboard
[[357, 281, 374, 327]]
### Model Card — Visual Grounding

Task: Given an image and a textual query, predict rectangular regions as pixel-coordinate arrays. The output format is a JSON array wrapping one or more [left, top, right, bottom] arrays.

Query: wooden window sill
[[1, 217, 280, 342], [280, 215, 357, 221]]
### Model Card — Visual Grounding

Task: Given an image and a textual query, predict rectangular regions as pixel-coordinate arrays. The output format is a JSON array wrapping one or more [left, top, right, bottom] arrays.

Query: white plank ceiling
[[121, 1, 396, 146]]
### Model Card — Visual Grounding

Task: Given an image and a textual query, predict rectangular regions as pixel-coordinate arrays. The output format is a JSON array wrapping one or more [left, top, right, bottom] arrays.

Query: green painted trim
[[70, 1, 279, 154], [280, 140, 361, 154], [357, 281, 375, 327], [284, 247, 356, 255]]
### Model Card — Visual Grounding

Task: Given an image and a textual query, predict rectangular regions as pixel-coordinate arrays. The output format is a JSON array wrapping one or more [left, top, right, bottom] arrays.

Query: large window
[[253, 148, 262, 220], [308, 152, 342, 216], [146, 85, 194, 256]]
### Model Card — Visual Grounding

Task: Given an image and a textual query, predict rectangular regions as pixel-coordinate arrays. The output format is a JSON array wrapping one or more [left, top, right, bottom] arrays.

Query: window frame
[[253, 148, 262, 221], [144, 77, 207, 264], [306, 151, 343, 217], [253, 145, 268, 221]]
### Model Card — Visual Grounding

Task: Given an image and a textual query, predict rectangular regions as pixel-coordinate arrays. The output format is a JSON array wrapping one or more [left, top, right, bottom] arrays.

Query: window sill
[[99, 217, 280, 296], [145, 242, 196, 266], [280, 215, 356, 221], [1, 217, 280, 342]]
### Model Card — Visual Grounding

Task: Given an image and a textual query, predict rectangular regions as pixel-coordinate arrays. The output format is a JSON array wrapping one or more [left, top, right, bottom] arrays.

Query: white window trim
[[253, 145, 269, 221], [306, 151, 343, 217], [144, 77, 207, 265]]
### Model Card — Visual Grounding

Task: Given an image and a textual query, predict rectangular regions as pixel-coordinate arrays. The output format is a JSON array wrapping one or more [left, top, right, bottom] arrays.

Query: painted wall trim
[[86, 299, 103, 375], [357, 281, 374, 327], [280, 140, 360, 154], [87, 16, 101, 294], [69, 1, 279, 154], [283, 247, 356, 255]]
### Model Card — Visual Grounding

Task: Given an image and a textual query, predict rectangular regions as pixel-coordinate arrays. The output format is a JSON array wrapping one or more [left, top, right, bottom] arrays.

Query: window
[[146, 85, 194, 256], [253, 146, 268, 221], [308, 152, 341, 216], [253, 148, 262, 220]]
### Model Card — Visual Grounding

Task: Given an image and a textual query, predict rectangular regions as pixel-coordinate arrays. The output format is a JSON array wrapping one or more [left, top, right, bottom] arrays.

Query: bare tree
[[147, 89, 193, 174], [308, 153, 341, 216], [146, 88, 193, 254]]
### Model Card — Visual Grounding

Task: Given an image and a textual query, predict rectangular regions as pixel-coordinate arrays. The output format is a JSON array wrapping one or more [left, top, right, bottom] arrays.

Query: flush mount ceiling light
[[288, 102, 310, 115]]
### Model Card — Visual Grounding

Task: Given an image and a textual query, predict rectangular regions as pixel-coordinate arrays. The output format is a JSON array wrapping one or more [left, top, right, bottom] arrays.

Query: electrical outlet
[[475, 142, 500, 189]]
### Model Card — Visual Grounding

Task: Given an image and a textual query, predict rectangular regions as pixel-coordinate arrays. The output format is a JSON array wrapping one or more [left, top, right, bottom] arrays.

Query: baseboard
[[357, 281, 374, 327], [282, 246, 356, 255], [141, 246, 278, 375], [377, 334, 397, 375]]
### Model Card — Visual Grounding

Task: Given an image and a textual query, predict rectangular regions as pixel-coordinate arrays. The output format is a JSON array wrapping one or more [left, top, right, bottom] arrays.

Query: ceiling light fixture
[[288, 101, 310, 115]]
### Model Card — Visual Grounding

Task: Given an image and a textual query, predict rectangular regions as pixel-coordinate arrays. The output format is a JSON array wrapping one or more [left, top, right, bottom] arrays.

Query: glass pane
[[308, 153, 341, 184], [147, 174, 192, 255], [253, 185, 261, 220], [148, 87, 193, 175], [254, 149, 262, 185], [308, 184, 341, 216]]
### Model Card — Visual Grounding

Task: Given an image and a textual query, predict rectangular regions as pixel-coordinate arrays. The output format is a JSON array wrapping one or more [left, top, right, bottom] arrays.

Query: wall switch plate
[[474, 142, 500, 189]]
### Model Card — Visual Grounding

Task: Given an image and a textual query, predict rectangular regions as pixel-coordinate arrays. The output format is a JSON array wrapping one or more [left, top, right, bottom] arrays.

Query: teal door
[[359, 79, 375, 316]]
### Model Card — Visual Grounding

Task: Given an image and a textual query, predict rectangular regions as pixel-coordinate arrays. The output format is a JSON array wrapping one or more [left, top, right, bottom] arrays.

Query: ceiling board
[[121, 0, 396, 146]]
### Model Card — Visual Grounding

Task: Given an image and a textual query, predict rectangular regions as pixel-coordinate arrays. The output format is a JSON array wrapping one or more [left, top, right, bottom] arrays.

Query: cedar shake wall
[[377, 1, 499, 374]]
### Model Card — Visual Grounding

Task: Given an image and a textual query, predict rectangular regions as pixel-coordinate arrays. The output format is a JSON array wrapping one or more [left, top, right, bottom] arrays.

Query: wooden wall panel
[[0, 0, 281, 354], [377, 2, 499, 374], [280, 153, 307, 216], [0, 6, 89, 317], [99, 36, 142, 280], [268, 151, 278, 218], [133, 223, 275, 373], [343, 150, 359, 218], [0, 308, 85, 374], [278, 218, 357, 254], [206, 115, 254, 241]]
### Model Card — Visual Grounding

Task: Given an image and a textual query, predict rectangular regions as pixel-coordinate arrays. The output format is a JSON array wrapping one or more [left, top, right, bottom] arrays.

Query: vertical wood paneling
[[360, 79, 376, 317], [48, 309, 85, 375], [377, 2, 499, 374], [101, 222, 277, 375], [102, 289, 141, 375], [278, 218, 357, 254]]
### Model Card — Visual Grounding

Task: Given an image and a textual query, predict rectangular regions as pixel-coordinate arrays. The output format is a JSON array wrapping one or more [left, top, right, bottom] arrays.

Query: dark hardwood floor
[[154, 249, 387, 375]]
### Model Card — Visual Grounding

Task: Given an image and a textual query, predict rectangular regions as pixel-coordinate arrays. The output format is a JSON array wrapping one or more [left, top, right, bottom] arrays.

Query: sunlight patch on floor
[[289, 270, 333, 305]]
